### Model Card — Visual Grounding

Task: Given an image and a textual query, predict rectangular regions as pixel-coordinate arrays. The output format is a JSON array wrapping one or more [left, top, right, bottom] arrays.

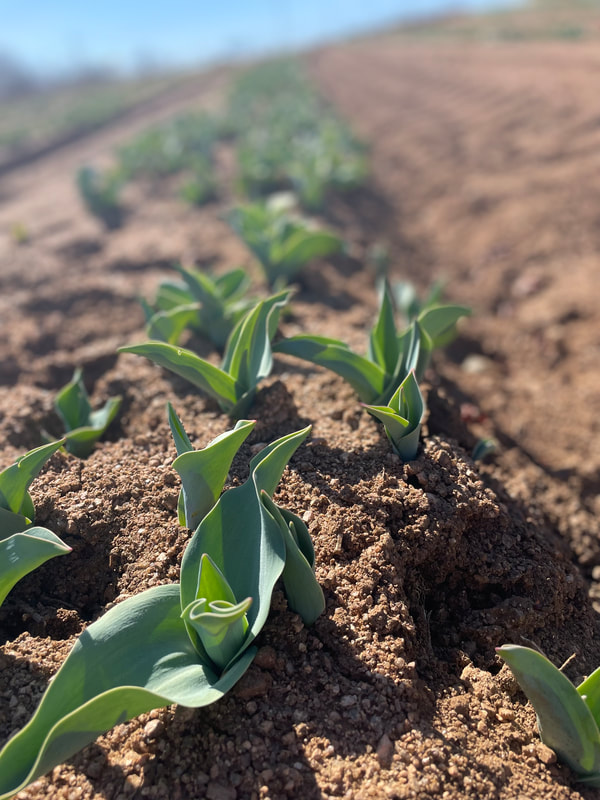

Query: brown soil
[[2, 33, 600, 800]]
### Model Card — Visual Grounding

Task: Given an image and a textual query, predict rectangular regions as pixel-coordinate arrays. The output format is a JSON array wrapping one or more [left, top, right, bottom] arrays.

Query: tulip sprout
[[0, 426, 323, 800], [363, 370, 424, 460], [0, 440, 70, 606], [120, 290, 291, 418], [54, 368, 122, 458], [498, 645, 600, 786]]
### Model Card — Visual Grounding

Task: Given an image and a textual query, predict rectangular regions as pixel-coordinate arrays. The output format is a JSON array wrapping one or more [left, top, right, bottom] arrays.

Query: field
[[1, 12, 600, 800]]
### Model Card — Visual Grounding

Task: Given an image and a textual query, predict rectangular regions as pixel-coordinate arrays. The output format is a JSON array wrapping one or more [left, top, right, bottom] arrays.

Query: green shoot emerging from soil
[[167, 403, 255, 528], [121, 289, 291, 418], [363, 370, 424, 460], [142, 265, 252, 350], [54, 368, 122, 458], [0, 440, 70, 606], [76, 166, 124, 230], [498, 644, 600, 786], [275, 281, 469, 403], [228, 200, 343, 289], [0, 426, 323, 800]]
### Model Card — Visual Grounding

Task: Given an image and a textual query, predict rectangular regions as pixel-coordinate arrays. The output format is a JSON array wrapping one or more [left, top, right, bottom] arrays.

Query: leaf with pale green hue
[[417, 304, 471, 353], [363, 370, 424, 461], [0, 439, 65, 525], [180, 426, 312, 644], [228, 202, 342, 288], [121, 290, 291, 419], [182, 596, 252, 671], [578, 667, 600, 732], [274, 334, 386, 403], [146, 304, 201, 344], [498, 645, 600, 785], [182, 554, 251, 670], [119, 341, 238, 408], [168, 404, 255, 527], [0, 425, 322, 798], [55, 369, 121, 458], [368, 284, 399, 376], [0, 527, 71, 607], [260, 492, 324, 625], [146, 266, 252, 350], [275, 280, 468, 402], [0, 585, 255, 800], [0, 441, 70, 607]]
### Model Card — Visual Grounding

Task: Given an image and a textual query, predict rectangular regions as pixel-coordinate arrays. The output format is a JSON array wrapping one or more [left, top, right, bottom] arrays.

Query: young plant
[[76, 166, 124, 230], [363, 370, 424, 460], [0, 440, 70, 606], [167, 403, 255, 529], [142, 265, 252, 350], [179, 157, 217, 207], [0, 426, 323, 799], [121, 289, 291, 418], [54, 368, 122, 458], [275, 282, 469, 403], [228, 201, 343, 288], [498, 645, 600, 786]]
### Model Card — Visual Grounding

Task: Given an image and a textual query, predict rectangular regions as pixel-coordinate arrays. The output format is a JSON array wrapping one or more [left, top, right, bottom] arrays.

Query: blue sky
[[0, 0, 521, 77]]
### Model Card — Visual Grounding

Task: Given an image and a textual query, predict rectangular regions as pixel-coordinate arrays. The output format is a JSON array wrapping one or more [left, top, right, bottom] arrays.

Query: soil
[[1, 30, 600, 800]]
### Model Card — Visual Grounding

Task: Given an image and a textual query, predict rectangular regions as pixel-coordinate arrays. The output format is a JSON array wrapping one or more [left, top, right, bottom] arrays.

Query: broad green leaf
[[175, 266, 222, 311], [0, 585, 254, 800], [195, 553, 237, 604], [172, 415, 255, 528], [155, 281, 193, 311], [215, 268, 251, 300], [276, 229, 342, 280], [0, 527, 71, 607], [146, 304, 200, 344], [260, 493, 324, 625], [498, 645, 600, 781], [180, 427, 312, 658], [0, 440, 65, 520], [222, 290, 291, 389], [417, 305, 471, 349], [119, 342, 238, 412], [578, 667, 600, 731], [0, 506, 31, 537], [274, 335, 386, 403], [248, 425, 311, 497]]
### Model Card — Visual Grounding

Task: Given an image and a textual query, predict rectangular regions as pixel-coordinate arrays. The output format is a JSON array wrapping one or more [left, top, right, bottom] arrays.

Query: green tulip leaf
[[121, 291, 290, 419], [0, 526, 71, 607], [0, 439, 65, 522], [169, 405, 255, 527], [364, 370, 424, 461], [274, 335, 386, 403], [0, 584, 254, 800], [260, 492, 324, 625], [55, 369, 121, 458], [498, 644, 600, 784]]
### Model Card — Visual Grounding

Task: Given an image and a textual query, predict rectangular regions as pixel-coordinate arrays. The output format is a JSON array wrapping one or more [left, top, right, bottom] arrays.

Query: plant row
[[77, 59, 366, 228], [3, 58, 592, 798]]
